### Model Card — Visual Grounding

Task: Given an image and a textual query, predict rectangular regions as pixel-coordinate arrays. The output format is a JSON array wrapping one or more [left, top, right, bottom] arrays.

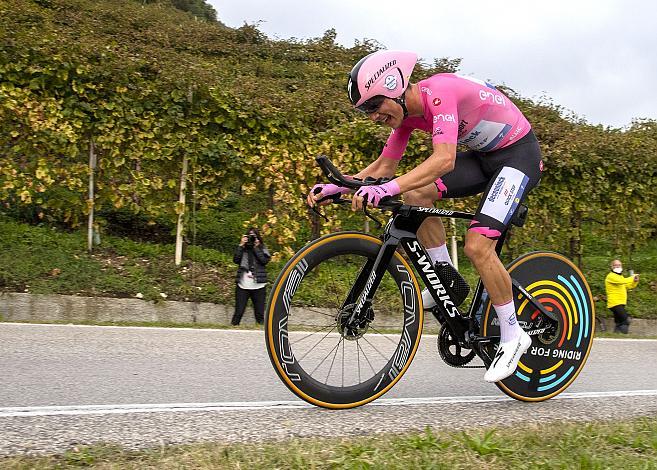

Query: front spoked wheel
[[481, 251, 595, 401], [265, 232, 423, 409]]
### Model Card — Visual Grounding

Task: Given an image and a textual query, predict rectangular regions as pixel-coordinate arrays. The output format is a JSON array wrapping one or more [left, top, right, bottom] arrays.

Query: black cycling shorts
[[434, 130, 543, 239]]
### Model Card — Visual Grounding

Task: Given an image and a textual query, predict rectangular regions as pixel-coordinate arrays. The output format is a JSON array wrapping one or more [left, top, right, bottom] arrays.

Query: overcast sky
[[210, 0, 656, 129]]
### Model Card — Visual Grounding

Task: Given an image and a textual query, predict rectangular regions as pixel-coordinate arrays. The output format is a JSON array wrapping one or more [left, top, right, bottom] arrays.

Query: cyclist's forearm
[[395, 151, 455, 193], [354, 156, 398, 180]]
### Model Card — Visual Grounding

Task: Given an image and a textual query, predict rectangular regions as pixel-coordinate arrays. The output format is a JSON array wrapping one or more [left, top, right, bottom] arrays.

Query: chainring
[[438, 324, 478, 367]]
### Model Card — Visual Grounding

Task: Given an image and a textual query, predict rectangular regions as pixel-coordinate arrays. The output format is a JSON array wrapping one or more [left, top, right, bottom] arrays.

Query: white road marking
[[2, 390, 657, 418], [0, 322, 266, 333], [592, 337, 657, 342]]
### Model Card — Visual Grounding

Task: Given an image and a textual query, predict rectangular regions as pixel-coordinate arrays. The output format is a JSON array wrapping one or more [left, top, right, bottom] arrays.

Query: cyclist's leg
[[407, 150, 489, 308], [482, 251, 595, 400], [462, 131, 543, 381], [406, 149, 489, 252], [465, 131, 543, 300], [403, 183, 447, 248]]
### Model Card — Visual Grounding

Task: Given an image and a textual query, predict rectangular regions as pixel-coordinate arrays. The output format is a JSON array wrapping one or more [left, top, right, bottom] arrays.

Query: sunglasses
[[356, 95, 385, 114]]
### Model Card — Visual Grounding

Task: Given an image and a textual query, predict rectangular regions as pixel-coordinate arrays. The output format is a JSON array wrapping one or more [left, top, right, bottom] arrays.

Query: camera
[[245, 233, 257, 248]]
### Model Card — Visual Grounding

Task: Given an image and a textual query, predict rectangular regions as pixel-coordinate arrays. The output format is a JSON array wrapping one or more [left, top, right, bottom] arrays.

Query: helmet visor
[[355, 95, 385, 114]]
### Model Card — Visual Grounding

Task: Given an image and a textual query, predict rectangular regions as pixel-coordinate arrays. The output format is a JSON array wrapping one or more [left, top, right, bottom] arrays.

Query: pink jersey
[[381, 74, 531, 159]]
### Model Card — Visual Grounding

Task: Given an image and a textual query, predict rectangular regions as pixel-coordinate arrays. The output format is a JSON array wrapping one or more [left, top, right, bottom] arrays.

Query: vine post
[[87, 139, 97, 253], [174, 155, 188, 266]]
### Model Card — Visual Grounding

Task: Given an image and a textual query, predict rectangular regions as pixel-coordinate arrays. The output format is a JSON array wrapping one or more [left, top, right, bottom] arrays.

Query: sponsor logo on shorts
[[433, 127, 444, 136], [481, 168, 529, 225], [504, 184, 516, 205], [488, 177, 506, 202]]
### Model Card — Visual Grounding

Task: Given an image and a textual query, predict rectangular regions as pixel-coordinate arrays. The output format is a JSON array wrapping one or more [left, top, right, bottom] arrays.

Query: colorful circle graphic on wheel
[[482, 251, 595, 401]]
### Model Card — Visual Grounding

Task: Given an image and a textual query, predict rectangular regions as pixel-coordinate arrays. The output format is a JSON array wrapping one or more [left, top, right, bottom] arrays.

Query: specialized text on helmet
[[365, 60, 397, 90]]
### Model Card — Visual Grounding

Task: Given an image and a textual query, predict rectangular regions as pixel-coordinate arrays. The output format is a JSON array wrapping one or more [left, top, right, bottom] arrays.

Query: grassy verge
[[3, 417, 657, 469], [1, 217, 655, 317], [0, 217, 239, 304]]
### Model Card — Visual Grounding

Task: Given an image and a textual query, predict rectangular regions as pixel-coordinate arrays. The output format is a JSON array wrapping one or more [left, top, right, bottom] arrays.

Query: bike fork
[[343, 237, 399, 325]]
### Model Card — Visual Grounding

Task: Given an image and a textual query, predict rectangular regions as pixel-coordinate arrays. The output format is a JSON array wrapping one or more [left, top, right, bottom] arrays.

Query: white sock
[[494, 300, 522, 343], [427, 244, 453, 266]]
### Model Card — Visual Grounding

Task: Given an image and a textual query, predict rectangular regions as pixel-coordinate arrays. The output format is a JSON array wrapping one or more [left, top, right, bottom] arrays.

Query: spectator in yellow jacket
[[605, 259, 640, 334]]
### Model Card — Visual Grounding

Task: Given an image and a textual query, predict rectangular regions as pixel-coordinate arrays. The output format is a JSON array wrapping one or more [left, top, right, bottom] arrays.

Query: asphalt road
[[1, 323, 657, 456]]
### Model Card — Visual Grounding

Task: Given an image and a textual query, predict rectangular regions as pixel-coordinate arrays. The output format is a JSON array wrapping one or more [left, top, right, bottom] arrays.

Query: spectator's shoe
[[617, 324, 630, 334], [484, 330, 532, 383]]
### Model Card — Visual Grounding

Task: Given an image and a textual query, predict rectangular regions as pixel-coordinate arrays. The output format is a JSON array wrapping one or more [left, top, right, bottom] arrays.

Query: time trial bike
[[265, 156, 595, 409]]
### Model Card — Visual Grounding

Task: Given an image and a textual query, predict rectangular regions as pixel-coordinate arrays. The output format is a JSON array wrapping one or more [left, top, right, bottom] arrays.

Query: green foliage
[[191, 194, 268, 252], [166, 0, 217, 22], [1, 0, 656, 266], [462, 429, 513, 456], [0, 217, 236, 303], [2, 217, 656, 318], [5, 418, 657, 468]]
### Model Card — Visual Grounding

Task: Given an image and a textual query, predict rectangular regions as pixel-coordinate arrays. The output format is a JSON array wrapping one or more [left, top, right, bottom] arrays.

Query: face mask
[[612, 267, 623, 274]]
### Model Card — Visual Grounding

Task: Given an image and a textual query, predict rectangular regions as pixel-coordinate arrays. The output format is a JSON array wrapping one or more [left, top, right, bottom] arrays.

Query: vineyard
[[1, 0, 656, 265]]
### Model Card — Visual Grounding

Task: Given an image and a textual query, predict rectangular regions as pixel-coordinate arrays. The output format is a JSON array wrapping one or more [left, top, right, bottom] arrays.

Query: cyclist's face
[[367, 98, 403, 129]]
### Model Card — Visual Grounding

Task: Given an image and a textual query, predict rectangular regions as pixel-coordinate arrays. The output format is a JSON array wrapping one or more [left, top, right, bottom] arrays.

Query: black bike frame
[[314, 153, 557, 346], [342, 204, 558, 347]]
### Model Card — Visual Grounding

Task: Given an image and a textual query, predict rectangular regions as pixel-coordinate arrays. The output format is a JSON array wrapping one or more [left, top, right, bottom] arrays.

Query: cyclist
[[308, 50, 543, 383]]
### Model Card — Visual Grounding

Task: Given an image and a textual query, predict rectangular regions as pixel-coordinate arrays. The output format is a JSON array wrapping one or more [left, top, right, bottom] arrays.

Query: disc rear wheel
[[481, 251, 595, 401]]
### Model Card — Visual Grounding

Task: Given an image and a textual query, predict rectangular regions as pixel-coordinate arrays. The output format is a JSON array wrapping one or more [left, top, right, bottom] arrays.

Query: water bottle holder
[[435, 262, 470, 306]]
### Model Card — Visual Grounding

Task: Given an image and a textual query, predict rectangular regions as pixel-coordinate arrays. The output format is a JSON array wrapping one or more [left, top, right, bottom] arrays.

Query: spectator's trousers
[[232, 286, 266, 325]]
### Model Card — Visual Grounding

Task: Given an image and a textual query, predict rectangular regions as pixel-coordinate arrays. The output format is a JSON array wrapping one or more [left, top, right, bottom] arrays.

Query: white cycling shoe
[[484, 329, 532, 383]]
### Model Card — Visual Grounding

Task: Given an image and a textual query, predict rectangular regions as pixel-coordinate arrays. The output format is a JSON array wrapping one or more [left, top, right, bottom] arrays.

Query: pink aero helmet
[[347, 50, 418, 114]]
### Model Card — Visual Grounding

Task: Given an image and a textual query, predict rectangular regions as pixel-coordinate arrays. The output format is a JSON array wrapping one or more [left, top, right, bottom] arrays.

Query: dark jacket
[[233, 244, 270, 285]]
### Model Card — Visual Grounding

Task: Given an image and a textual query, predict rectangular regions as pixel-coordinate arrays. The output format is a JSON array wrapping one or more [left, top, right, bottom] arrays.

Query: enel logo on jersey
[[479, 90, 505, 106], [433, 113, 455, 123]]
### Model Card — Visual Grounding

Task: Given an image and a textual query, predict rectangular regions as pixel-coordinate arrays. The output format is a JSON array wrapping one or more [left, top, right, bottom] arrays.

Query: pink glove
[[354, 180, 400, 207], [310, 183, 351, 199]]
